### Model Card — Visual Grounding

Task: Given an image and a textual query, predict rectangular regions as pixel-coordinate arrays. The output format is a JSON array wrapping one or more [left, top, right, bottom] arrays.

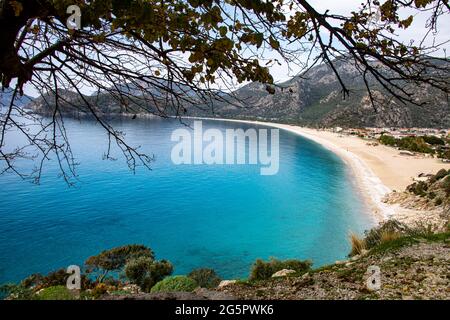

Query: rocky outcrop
[[102, 288, 235, 300], [190, 57, 449, 128], [218, 280, 237, 288], [383, 169, 450, 230], [216, 239, 449, 300], [271, 269, 296, 278], [25, 57, 450, 128]]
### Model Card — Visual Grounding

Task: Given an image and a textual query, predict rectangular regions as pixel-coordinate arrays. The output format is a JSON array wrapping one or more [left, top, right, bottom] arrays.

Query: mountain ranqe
[[26, 57, 449, 128]]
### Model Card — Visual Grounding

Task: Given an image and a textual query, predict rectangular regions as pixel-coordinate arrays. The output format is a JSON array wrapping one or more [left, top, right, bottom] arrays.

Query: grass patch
[[380, 230, 401, 244], [420, 230, 450, 242], [107, 290, 132, 296], [310, 263, 337, 274], [336, 268, 364, 282], [249, 258, 312, 281], [349, 233, 366, 256], [369, 236, 419, 255], [234, 279, 256, 287], [36, 285, 76, 300], [370, 229, 450, 255], [150, 276, 197, 293]]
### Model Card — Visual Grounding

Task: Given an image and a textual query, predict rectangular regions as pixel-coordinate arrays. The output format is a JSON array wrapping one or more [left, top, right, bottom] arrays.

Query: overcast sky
[[267, 0, 450, 83], [22, 0, 450, 98]]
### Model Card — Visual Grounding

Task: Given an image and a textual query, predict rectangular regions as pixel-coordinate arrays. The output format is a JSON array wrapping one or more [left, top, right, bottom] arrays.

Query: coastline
[[186, 117, 450, 223]]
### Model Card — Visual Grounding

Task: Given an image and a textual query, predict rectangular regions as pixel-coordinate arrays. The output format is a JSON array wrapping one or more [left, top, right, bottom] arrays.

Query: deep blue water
[[0, 117, 374, 285]]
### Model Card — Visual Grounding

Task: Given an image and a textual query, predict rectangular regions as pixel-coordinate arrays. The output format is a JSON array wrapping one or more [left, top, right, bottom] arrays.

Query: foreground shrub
[[0, 283, 34, 300], [85, 244, 154, 282], [443, 176, 450, 195], [36, 285, 75, 300], [150, 276, 198, 293], [379, 135, 435, 154], [357, 220, 441, 256], [435, 169, 449, 181], [249, 258, 312, 281], [363, 220, 409, 250], [20, 268, 93, 291], [24, 269, 67, 290], [349, 233, 366, 256], [125, 256, 173, 292], [380, 230, 401, 244], [423, 136, 445, 146], [188, 268, 222, 289], [91, 283, 107, 298], [379, 134, 397, 146], [407, 181, 428, 197]]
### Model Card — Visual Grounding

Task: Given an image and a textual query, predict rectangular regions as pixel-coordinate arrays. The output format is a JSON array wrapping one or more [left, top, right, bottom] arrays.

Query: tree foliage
[[124, 256, 173, 292], [35, 285, 75, 300], [250, 257, 312, 280], [85, 244, 153, 282], [187, 268, 222, 288], [150, 275, 198, 293], [379, 134, 437, 154]]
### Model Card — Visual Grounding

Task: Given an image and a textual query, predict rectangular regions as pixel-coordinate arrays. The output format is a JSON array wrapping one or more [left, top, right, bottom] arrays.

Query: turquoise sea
[[0, 117, 374, 285]]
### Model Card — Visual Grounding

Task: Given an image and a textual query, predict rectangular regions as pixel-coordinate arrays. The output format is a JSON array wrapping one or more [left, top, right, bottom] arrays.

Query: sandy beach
[[192, 117, 450, 222]]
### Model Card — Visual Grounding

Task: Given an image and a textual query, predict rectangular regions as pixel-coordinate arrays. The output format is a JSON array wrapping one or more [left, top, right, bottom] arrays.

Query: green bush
[[439, 150, 450, 160], [349, 233, 366, 256], [20, 268, 93, 291], [379, 134, 397, 146], [362, 220, 440, 254], [407, 181, 428, 197], [32, 269, 67, 288], [435, 169, 449, 181], [150, 276, 198, 293], [36, 285, 75, 300], [20, 273, 45, 288], [379, 135, 435, 154], [0, 283, 34, 300], [188, 268, 222, 289], [402, 137, 434, 154], [249, 258, 312, 281], [90, 283, 110, 298], [85, 244, 154, 282], [443, 176, 450, 195], [423, 136, 445, 145], [363, 220, 409, 250], [125, 256, 173, 292]]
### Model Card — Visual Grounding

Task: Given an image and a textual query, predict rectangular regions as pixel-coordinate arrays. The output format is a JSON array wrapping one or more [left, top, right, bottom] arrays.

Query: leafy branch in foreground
[[0, 0, 448, 182]]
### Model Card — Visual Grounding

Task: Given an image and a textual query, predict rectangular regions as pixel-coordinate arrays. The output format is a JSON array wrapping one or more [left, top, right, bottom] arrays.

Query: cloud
[[267, 0, 450, 83], [22, 1, 450, 97]]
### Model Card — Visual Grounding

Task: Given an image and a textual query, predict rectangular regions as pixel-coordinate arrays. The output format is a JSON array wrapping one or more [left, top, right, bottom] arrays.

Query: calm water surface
[[0, 117, 374, 284]]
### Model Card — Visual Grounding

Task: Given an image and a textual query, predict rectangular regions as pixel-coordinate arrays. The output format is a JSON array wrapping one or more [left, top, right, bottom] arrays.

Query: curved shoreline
[[184, 117, 450, 222], [265, 124, 393, 222]]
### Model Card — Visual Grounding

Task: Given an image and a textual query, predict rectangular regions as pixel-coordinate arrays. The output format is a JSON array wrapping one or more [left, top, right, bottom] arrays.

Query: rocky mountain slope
[[25, 57, 449, 128], [383, 168, 450, 229], [103, 222, 450, 300], [0, 89, 33, 107], [193, 57, 449, 128], [217, 235, 449, 300], [25, 80, 206, 119]]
